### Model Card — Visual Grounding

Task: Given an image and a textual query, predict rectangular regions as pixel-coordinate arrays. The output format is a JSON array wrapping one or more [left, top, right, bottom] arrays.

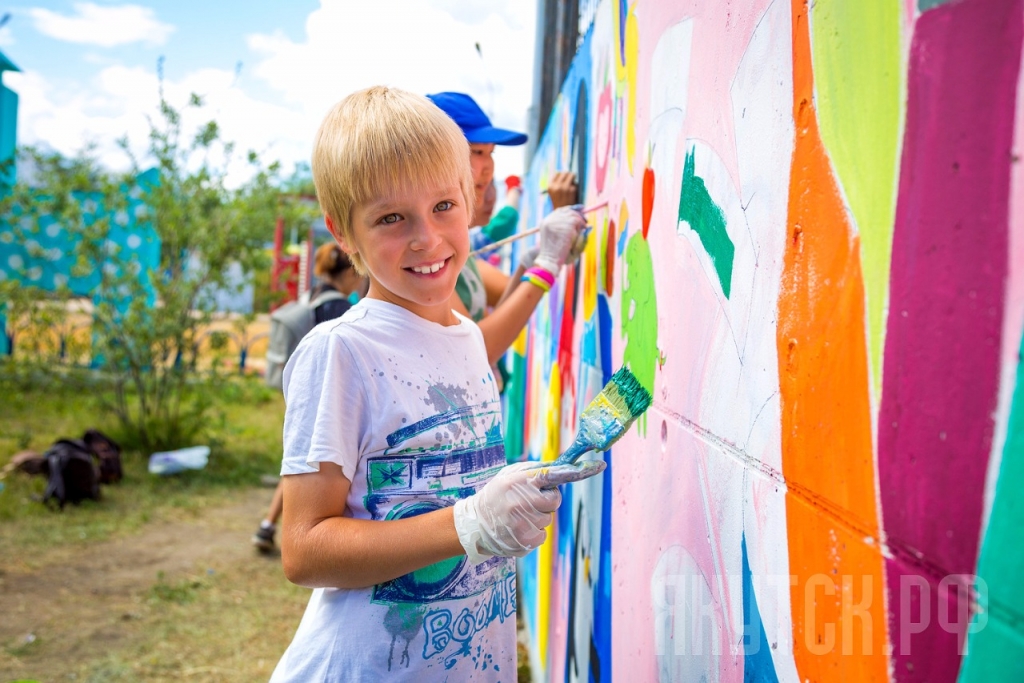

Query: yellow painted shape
[[512, 326, 528, 356], [810, 0, 903, 392], [624, 8, 639, 176], [597, 214, 609, 294], [537, 512, 553, 669], [583, 217, 599, 323], [544, 363, 562, 462]]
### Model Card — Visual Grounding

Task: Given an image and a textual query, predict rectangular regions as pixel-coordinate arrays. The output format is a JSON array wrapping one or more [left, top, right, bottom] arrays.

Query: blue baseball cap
[[426, 92, 528, 146]]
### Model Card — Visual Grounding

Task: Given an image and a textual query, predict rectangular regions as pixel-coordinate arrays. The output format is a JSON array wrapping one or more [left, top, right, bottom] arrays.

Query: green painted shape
[[620, 232, 658, 434], [959, 329, 1024, 681], [503, 349, 527, 462], [810, 0, 902, 391], [677, 148, 733, 298]]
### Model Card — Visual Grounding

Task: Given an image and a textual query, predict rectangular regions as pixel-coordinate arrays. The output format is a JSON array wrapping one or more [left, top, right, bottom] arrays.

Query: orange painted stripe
[[777, 1, 890, 678]]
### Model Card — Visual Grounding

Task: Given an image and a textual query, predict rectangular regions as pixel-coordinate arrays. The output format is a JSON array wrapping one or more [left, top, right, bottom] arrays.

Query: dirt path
[[0, 488, 303, 682]]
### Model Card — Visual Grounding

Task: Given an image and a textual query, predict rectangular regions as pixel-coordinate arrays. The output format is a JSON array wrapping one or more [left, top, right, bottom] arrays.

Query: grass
[[0, 371, 302, 682], [0, 372, 285, 556], [0, 369, 535, 682]]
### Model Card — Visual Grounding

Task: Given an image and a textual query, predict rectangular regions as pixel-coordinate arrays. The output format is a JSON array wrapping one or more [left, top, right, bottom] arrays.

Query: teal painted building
[[0, 48, 18, 354]]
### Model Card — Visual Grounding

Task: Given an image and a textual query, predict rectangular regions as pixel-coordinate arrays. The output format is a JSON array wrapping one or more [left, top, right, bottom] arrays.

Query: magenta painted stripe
[[879, 0, 1024, 679]]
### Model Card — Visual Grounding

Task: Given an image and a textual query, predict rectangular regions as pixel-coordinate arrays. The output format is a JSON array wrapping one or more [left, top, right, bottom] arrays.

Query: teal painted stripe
[[678, 147, 734, 298], [919, 0, 960, 11], [959, 325, 1024, 681]]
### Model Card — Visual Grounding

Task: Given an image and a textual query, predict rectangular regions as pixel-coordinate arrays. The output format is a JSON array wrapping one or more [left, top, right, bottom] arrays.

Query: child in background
[[252, 243, 364, 552], [270, 86, 602, 681], [427, 91, 582, 363]]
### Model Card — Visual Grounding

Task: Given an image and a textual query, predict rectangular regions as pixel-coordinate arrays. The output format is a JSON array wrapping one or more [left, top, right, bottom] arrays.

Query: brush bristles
[[607, 366, 652, 418]]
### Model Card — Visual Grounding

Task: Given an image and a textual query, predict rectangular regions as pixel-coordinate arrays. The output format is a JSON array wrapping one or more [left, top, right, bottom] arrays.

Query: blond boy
[[271, 87, 602, 680]]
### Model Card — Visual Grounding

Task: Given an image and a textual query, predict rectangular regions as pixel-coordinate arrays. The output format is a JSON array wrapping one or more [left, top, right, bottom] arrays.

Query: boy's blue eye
[[434, 201, 453, 212], [379, 213, 400, 225]]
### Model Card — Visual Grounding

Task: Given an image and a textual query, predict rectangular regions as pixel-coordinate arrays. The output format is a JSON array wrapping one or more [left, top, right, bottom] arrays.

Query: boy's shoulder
[[297, 299, 485, 370]]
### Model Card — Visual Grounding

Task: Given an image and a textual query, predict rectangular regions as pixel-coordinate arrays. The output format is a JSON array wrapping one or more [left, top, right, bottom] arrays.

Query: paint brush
[[553, 365, 653, 466], [469, 201, 609, 257]]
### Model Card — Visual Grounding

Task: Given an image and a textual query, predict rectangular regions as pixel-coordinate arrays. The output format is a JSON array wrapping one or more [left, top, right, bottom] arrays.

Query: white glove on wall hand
[[453, 460, 607, 565], [519, 244, 540, 270], [532, 206, 587, 275]]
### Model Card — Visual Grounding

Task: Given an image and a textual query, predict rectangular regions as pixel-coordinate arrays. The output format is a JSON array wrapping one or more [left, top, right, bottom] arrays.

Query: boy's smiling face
[[338, 179, 470, 326]]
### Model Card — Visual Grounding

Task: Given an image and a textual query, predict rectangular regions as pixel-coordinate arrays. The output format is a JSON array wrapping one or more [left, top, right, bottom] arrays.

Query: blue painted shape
[[742, 534, 779, 682], [617, 224, 628, 256], [618, 0, 628, 65], [591, 446, 612, 683], [598, 296, 613, 385], [581, 317, 599, 366]]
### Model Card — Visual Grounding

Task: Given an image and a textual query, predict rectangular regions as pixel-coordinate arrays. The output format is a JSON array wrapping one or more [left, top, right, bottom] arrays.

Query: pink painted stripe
[[879, 0, 1024, 679]]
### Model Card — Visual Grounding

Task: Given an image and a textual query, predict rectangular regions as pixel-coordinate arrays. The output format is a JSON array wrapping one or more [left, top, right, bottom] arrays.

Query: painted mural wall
[[509, 0, 1024, 681]]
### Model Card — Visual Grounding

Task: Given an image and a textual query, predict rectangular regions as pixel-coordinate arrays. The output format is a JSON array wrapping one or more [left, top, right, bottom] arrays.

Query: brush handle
[[552, 434, 593, 466], [469, 201, 609, 257], [469, 227, 540, 257]]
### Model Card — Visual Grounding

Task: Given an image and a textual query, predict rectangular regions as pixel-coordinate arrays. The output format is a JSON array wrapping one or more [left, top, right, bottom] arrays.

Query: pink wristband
[[524, 266, 555, 287]]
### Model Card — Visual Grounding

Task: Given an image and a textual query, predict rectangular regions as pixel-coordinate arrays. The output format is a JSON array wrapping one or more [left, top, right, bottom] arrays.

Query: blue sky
[[1, 1, 537, 180]]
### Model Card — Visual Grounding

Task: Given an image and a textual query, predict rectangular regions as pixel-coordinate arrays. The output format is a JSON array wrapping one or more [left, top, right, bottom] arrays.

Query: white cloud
[[10, 0, 537, 185], [28, 3, 174, 48], [246, 0, 536, 176], [8, 65, 307, 185]]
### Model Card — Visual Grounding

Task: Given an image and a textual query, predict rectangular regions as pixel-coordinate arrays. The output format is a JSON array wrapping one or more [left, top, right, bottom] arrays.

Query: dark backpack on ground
[[42, 439, 101, 509], [83, 429, 123, 484]]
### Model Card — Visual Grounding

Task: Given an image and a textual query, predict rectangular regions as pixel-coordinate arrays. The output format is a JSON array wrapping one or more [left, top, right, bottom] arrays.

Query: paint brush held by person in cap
[[550, 366, 653, 469], [469, 201, 608, 257]]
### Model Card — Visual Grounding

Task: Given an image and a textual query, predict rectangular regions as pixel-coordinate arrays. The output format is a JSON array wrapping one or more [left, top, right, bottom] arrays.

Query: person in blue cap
[[427, 92, 580, 366], [424, 92, 527, 223]]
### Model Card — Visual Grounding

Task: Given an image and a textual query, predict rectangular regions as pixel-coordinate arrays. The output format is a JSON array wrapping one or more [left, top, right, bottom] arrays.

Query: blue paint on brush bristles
[[554, 366, 653, 466]]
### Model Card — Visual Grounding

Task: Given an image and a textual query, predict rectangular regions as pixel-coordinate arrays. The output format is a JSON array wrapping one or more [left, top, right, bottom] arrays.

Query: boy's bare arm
[[280, 462, 464, 589], [476, 259, 510, 308], [476, 282, 545, 364]]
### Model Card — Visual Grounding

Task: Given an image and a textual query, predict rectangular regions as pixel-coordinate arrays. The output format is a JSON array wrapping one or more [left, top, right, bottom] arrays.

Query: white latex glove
[[533, 206, 587, 275], [519, 244, 539, 270], [453, 460, 607, 565]]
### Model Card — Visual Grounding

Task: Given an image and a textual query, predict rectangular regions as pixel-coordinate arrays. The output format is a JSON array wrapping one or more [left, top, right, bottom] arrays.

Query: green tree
[[1, 94, 316, 450]]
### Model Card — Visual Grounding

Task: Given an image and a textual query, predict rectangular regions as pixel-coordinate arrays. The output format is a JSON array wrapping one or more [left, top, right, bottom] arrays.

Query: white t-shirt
[[271, 298, 516, 682]]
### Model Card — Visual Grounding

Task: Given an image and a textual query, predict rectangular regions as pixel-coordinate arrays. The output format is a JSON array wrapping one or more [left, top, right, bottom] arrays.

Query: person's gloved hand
[[519, 244, 539, 270], [521, 227, 588, 271], [533, 206, 587, 275], [453, 460, 607, 565]]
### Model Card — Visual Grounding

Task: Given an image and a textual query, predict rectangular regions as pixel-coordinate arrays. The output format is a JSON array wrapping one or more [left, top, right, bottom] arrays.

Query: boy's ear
[[325, 214, 357, 257]]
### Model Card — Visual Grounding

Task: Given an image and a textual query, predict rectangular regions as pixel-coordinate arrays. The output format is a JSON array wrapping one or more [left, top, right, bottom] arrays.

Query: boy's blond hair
[[312, 86, 475, 274]]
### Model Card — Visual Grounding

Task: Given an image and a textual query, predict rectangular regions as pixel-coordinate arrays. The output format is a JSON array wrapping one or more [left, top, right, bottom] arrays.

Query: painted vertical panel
[[776, 0, 890, 679], [810, 0, 903, 388], [879, 1, 1024, 681], [958, 329, 1024, 680], [514, 0, 1024, 680]]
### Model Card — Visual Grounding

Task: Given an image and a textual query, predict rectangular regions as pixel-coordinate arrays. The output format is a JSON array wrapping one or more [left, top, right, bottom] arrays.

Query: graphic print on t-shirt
[[365, 379, 515, 672]]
